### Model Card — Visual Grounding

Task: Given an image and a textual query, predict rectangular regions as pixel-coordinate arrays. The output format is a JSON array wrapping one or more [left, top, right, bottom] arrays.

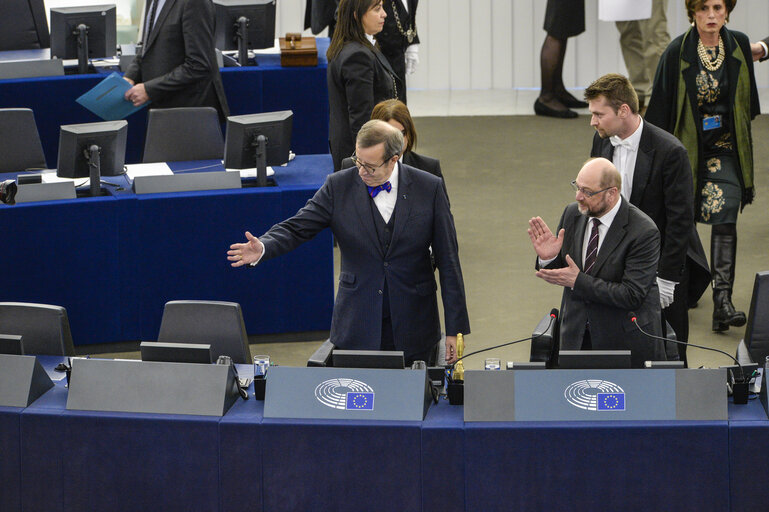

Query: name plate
[[0, 354, 54, 407], [15, 181, 76, 203], [264, 366, 431, 421], [133, 171, 241, 194], [464, 369, 727, 421], [66, 358, 240, 417]]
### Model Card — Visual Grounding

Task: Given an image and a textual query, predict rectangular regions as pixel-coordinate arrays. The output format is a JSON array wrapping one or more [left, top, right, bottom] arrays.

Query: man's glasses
[[571, 180, 614, 198], [351, 153, 392, 175]]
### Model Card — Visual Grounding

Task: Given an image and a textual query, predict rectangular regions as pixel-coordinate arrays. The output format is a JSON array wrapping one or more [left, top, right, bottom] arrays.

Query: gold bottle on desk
[[453, 333, 465, 381]]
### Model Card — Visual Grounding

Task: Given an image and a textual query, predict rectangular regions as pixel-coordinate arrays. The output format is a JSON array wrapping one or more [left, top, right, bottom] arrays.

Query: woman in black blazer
[[371, 99, 442, 180], [327, 0, 401, 170]]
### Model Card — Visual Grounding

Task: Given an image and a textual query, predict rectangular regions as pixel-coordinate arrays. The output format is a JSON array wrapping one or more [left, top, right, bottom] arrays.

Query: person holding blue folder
[[124, 0, 228, 120]]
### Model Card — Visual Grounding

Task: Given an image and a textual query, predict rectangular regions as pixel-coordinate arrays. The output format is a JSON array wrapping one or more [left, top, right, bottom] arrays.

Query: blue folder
[[76, 72, 149, 120]]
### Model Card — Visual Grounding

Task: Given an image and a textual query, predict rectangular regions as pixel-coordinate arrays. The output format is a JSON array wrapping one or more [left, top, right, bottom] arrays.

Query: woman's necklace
[[697, 35, 725, 72]]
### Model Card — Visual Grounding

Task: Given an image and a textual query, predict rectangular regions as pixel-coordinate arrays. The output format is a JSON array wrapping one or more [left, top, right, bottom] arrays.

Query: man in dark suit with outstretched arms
[[124, 0, 228, 119], [529, 158, 665, 368], [228, 120, 470, 365], [585, 73, 709, 365]]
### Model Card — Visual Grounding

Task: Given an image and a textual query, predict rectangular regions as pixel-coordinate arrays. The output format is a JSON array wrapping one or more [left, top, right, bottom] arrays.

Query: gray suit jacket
[[125, 0, 228, 119], [259, 163, 470, 356], [545, 198, 665, 367]]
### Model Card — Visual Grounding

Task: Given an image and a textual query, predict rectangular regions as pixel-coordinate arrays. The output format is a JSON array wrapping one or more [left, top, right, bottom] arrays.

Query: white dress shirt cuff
[[538, 256, 556, 268], [760, 41, 769, 60], [249, 240, 266, 266]]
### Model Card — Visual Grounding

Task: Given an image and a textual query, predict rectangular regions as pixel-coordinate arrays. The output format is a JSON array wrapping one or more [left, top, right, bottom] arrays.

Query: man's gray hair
[[356, 119, 404, 159]]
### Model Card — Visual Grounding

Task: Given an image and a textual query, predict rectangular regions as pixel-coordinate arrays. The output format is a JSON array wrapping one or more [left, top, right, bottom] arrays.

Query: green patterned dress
[[696, 44, 741, 224]]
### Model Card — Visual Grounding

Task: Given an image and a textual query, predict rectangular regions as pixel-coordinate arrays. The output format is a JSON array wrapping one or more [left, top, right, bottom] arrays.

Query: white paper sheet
[[125, 162, 173, 179], [598, 0, 652, 22], [226, 166, 275, 178]]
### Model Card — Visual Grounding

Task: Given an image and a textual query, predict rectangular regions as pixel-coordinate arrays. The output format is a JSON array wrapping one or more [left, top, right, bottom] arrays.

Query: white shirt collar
[[609, 117, 643, 151], [365, 33, 376, 45], [591, 195, 622, 228]]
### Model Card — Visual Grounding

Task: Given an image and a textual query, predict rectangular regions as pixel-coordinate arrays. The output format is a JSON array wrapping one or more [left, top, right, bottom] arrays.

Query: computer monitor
[[0, 0, 50, 51], [214, 0, 276, 65], [557, 350, 632, 369], [50, 5, 117, 74], [331, 349, 405, 369], [140, 342, 213, 364], [0, 335, 24, 355], [224, 110, 292, 186], [56, 120, 127, 196], [744, 271, 769, 364]]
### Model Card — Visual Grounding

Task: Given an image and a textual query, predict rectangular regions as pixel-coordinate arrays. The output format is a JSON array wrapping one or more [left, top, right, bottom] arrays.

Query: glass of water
[[253, 355, 270, 378]]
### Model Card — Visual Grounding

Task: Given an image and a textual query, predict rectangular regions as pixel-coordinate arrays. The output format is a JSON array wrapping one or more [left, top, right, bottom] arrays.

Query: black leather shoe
[[534, 99, 578, 119], [558, 94, 589, 109]]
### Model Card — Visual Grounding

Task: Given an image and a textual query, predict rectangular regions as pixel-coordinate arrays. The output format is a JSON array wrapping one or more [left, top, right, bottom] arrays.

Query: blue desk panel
[[0, 39, 329, 166], [0, 407, 22, 512], [464, 420, 730, 512], [0, 192, 136, 344], [6, 357, 768, 512], [218, 395, 264, 512], [0, 155, 334, 346], [260, 417, 423, 511], [421, 400, 465, 512], [728, 399, 769, 512]]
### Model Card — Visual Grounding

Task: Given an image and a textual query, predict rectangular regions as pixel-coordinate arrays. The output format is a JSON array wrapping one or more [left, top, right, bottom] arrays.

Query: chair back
[[0, 302, 75, 356], [142, 107, 224, 163], [0, 108, 47, 172], [158, 300, 252, 364]]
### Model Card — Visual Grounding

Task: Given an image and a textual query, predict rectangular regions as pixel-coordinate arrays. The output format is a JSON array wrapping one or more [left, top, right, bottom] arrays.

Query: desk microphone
[[449, 309, 558, 373], [627, 312, 749, 403]]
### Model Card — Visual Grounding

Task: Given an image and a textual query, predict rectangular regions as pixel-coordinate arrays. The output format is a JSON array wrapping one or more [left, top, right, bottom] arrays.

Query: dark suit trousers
[[663, 263, 690, 362], [380, 317, 437, 366]]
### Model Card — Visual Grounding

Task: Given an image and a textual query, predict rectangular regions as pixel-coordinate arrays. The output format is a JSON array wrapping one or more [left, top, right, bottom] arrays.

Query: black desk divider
[[132, 171, 241, 194], [0, 354, 54, 407], [66, 358, 240, 416], [464, 369, 727, 422], [264, 366, 432, 421], [0, 59, 64, 79], [15, 181, 76, 203], [0, 334, 23, 355]]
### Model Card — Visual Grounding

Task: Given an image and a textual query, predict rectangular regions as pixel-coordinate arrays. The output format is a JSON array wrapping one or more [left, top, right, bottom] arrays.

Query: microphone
[[627, 312, 750, 402], [450, 309, 558, 371]]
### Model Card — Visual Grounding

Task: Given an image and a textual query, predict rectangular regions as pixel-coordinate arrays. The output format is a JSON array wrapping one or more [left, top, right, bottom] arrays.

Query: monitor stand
[[235, 17, 258, 66], [254, 134, 268, 187], [79, 144, 108, 197], [75, 23, 90, 75]]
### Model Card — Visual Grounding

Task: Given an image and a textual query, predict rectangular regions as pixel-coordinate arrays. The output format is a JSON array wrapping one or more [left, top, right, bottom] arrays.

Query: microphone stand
[[445, 312, 557, 405], [629, 313, 750, 404]]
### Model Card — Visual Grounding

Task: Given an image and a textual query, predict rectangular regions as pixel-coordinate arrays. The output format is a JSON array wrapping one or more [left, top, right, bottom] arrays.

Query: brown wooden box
[[279, 36, 318, 67]]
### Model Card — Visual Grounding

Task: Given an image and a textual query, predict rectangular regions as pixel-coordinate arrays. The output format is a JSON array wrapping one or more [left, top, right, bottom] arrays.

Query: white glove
[[657, 277, 677, 309], [405, 44, 419, 75]]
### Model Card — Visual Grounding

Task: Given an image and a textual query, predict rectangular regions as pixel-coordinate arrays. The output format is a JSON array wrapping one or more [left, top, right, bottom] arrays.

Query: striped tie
[[583, 218, 600, 274]]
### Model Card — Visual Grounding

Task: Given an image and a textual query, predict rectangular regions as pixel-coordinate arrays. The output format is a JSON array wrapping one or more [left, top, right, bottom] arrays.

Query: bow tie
[[609, 136, 634, 149], [368, 181, 392, 198]]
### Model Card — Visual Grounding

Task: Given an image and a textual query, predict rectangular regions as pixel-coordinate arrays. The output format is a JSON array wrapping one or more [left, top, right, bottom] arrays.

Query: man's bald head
[[574, 158, 621, 217], [578, 157, 622, 191]]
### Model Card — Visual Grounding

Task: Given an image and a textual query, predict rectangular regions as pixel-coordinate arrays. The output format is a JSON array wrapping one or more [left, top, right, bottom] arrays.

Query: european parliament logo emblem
[[315, 378, 375, 411], [564, 379, 626, 411]]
